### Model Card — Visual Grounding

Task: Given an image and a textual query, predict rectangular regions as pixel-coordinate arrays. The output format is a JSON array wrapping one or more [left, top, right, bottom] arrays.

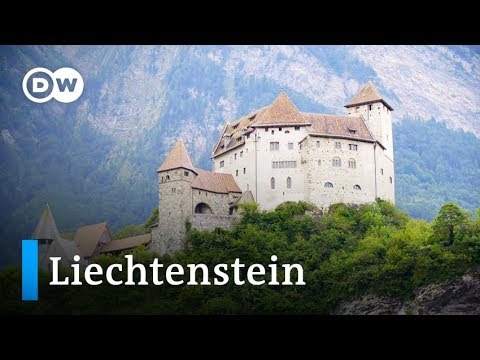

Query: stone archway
[[195, 202, 213, 214]]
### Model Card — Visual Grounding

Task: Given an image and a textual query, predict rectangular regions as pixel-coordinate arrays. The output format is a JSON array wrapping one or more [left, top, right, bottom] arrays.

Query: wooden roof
[[33, 203, 61, 241], [74, 222, 111, 258], [100, 233, 151, 253]]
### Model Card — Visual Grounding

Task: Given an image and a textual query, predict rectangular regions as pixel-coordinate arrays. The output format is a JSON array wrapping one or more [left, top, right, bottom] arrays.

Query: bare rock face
[[333, 268, 480, 315]]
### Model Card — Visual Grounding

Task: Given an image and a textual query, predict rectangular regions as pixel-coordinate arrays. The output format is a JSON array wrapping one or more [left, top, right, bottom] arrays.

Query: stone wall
[[192, 189, 230, 215], [188, 213, 240, 231], [302, 136, 377, 210]]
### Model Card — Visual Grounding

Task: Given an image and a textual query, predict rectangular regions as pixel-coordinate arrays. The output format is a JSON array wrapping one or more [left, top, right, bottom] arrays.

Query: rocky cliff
[[332, 268, 480, 315]]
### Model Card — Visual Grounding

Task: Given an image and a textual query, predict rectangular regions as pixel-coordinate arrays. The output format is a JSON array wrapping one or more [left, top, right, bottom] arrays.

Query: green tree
[[432, 202, 470, 246]]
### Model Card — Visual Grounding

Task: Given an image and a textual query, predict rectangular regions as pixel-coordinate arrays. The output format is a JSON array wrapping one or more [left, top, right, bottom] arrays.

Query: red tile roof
[[345, 81, 393, 110], [192, 168, 241, 194], [212, 85, 388, 157], [252, 91, 309, 127], [157, 138, 196, 173], [212, 106, 269, 157], [302, 113, 374, 141]]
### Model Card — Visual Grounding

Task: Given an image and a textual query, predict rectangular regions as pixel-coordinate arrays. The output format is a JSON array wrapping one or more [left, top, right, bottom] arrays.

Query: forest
[[1, 200, 478, 314]]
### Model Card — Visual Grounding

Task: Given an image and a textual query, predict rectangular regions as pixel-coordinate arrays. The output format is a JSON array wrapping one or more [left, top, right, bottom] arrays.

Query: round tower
[[154, 139, 197, 254]]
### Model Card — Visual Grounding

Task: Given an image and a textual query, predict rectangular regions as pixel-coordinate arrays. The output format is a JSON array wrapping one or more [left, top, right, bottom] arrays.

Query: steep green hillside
[[394, 119, 480, 220], [1, 201, 478, 314]]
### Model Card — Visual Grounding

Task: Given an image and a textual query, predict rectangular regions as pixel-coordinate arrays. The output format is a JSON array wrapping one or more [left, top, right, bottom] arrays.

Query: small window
[[172, 188, 175, 193], [234, 153, 237, 160], [324, 182, 333, 188], [335, 142, 341, 149], [220, 161, 224, 168], [369, 104, 372, 111], [240, 151, 243, 157], [332, 157, 341, 167], [353, 185, 361, 190], [295, 126, 300, 131], [348, 159, 356, 168], [318, 160, 321, 166], [232, 124, 239, 129], [236, 170, 238, 176], [316, 141, 320, 148], [243, 168, 246, 174], [265, 128, 268, 132], [349, 144, 358, 151], [390, 176, 393, 184], [270, 142, 279, 151], [249, 114, 256, 121], [161, 176, 164, 182], [288, 142, 294, 150], [166, 175, 170, 181], [285, 130, 290, 134], [237, 137, 242, 141], [199, 191, 201, 195], [184, 171, 189, 176], [246, 134, 250, 139], [287, 177, 292, 189], [279, 127, 282, 131], [271, 177, 275, 190], [271, 130, 274, 135], [381, 168, 384, 175]]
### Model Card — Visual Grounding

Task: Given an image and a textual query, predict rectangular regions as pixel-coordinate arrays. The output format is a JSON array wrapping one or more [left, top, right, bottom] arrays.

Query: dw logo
[[22, 67, 84, 103]]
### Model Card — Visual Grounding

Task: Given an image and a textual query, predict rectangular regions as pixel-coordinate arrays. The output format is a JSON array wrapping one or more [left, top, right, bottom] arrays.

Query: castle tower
[[32, 203, 61, 264], [345, 81, 394, 160], [155, 139, 197, 253]]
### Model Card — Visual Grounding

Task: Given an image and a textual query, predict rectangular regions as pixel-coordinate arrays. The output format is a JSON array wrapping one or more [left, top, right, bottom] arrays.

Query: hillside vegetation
[[1, 200, 478, 314]]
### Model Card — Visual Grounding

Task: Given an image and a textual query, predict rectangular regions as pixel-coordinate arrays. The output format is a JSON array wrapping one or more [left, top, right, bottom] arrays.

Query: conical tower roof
[[157, 138, 196, 173], [33, 203, 60, 241], [345, 81, 393, 110]]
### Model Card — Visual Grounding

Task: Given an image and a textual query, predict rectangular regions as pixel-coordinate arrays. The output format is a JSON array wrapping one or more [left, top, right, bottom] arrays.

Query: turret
[[345, 81, 394, 160], [156, 139, 197, 252], [32, 203, 60, 263]]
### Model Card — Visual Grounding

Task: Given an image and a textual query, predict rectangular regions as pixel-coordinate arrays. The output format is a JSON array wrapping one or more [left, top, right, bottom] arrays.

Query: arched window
[[287, 177, 292, 189], [332, 157, 341, 167], [348, 159, 356, 168], [271, 177, 275, 190], [353, 185, 361, 190], [324, 182, 333, 188], [166, 175, 170, 181]]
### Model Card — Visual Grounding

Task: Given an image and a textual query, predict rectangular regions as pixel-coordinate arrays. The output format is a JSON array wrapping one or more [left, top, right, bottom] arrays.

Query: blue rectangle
[[22, 240, 38, 301]]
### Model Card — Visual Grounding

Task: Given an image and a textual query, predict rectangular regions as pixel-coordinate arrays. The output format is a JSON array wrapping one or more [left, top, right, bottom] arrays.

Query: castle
[[33, 81, 395, 264], [151, 81, 395, 254]]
